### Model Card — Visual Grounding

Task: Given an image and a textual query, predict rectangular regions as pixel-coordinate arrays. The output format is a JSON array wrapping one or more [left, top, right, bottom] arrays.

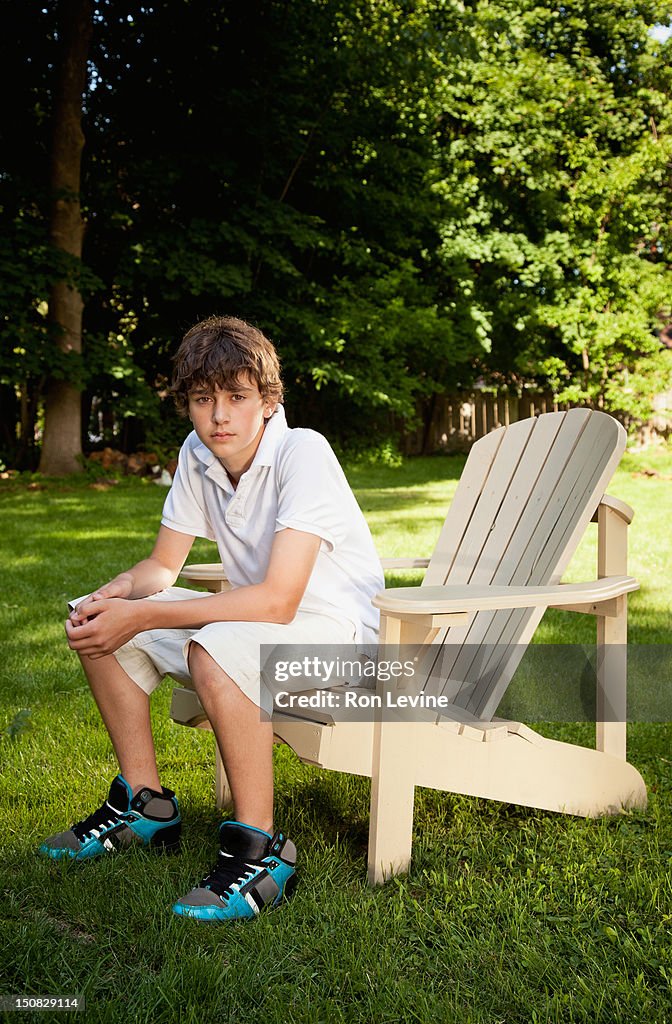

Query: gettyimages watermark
[[260, 644, 672, 723]]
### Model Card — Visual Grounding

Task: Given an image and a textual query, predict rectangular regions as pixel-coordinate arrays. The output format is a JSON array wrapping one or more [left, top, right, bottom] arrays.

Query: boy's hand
[[65, 596, 146, 659], [69, 574, 134, 625], [91, 576, 134, 601]]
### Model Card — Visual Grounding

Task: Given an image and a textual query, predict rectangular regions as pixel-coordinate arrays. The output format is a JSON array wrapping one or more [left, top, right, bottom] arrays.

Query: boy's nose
[[212, 401, 229, 423]]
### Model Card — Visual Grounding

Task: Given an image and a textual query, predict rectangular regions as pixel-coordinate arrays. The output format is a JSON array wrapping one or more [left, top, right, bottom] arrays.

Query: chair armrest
[[179, 563, 231, 593], [379, 557, 430, 570], [181, 558, 431, 584], [592, 494, 634, 525], [180, 559, 430, 576], [180, 562, 228, 583], [372, 575, 639, 617]]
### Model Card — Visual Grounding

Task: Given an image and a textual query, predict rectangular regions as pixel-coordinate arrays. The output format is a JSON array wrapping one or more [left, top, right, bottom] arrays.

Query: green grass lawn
[[1, 446, 671, 1023]]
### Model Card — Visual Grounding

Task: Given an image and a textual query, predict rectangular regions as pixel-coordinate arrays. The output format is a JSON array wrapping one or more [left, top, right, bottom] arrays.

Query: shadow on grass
[[345, 453, 468, 491]]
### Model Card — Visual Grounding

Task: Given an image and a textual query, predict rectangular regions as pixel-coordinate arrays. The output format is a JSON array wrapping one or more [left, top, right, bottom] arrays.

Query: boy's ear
[[263, 401, 278, 421]]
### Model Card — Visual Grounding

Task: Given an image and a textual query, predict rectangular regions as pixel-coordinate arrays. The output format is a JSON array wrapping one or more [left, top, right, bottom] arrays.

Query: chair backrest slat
[[423, 426, 507, 587], [420, 409, 626, 719]]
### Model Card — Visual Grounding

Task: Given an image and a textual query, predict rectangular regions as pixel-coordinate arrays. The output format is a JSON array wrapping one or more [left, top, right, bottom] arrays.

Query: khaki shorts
[[113, 587, 357, 714]]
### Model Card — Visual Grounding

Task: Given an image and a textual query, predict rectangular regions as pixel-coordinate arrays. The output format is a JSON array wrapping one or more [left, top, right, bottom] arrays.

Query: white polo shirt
[[161, 406, 384, 644]]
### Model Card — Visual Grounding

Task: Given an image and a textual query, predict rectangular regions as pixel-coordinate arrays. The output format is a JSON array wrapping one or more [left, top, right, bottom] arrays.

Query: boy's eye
[[231, 394, 246, 402]]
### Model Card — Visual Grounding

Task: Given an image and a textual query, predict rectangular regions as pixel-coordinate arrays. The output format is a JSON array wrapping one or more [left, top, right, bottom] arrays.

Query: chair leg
[[596, 503, 628, 760], [367, 718, 416, 885], [214, 745, 234, 810], [367, 611, 418, 885], [596, 595, 627, 760]]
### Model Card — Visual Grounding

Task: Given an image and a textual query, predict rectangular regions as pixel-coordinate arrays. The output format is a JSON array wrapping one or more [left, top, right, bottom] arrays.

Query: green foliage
[[1, 0, 671, 464], [429, 0, 672, 421]]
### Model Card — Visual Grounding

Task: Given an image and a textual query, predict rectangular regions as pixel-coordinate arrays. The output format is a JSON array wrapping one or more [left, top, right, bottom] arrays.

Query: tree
[[38, 0, 93, 474], [429, 0, 672, 421], [0, 5, 56, 468], [80, 0, 469, 449], [2, 1, 670, 465]]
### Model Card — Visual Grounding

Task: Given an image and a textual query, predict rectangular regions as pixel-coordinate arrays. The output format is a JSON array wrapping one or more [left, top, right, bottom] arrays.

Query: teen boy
[[40, 316, 384, 923]]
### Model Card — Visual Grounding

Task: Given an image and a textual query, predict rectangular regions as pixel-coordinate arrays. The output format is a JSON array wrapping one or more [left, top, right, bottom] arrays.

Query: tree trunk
[[0, 384, 20, 467], [38, 0, 92, 475], [420, 392, 438, 455], [17, 380, 42, 470]]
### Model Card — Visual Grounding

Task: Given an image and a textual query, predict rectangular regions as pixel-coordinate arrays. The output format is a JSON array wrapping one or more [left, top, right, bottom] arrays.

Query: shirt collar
[[249, 404, 288, 468]]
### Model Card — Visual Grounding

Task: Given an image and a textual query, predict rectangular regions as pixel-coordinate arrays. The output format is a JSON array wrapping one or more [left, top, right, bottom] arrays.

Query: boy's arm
[[146, 527, 323, 627], [66, 527, 322, 659], [69, 525, 195, 617]]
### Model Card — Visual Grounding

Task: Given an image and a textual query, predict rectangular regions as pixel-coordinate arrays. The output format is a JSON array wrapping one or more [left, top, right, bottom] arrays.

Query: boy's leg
[[187, 642, 274, 831], [172, 642, 297, 922], [39, 651, 181, 860], [78, 652, 162, 793]]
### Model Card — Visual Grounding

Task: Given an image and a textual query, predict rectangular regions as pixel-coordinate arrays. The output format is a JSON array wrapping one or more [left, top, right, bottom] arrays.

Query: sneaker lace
[[71, 800, 123, 842], [201, 851, 258, 901]]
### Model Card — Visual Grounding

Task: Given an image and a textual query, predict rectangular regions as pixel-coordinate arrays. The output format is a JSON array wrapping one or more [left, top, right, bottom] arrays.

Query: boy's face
[[187, 375, 276, 482]]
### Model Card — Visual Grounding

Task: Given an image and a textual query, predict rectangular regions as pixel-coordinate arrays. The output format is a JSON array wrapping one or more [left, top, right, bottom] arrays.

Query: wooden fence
[[402, 392, 569, 454], [403, 389, 672, 454]]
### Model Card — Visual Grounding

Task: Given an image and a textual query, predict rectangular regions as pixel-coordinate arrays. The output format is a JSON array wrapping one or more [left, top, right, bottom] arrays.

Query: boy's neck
[[216, 415, 271, 488], [221, 462, 239, 489]]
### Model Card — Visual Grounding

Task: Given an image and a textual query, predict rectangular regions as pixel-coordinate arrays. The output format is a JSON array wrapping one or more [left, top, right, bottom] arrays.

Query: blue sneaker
[[38, 775, 181, 860], [172, 820, 297, 922]]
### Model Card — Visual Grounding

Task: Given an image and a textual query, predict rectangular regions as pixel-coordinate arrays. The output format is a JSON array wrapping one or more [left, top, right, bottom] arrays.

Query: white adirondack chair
[[170, 409, 646, 885]]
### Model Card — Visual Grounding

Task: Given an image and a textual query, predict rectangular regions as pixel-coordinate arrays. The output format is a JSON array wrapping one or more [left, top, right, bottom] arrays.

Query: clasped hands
[[65, 576, 144, 659]]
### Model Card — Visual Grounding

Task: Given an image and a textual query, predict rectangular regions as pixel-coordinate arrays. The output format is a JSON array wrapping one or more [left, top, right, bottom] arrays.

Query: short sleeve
[[161, 434, 216, 541], [274, 432, 354, 551]]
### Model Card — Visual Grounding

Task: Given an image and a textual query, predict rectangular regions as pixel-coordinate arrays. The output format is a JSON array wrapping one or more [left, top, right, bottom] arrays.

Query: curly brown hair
[[170, 315, 284, 415]]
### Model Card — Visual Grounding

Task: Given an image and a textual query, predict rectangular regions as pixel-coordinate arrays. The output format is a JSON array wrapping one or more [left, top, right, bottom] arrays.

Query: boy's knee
[[79, 650, 112, 672], [188, 642, 232, 690]]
